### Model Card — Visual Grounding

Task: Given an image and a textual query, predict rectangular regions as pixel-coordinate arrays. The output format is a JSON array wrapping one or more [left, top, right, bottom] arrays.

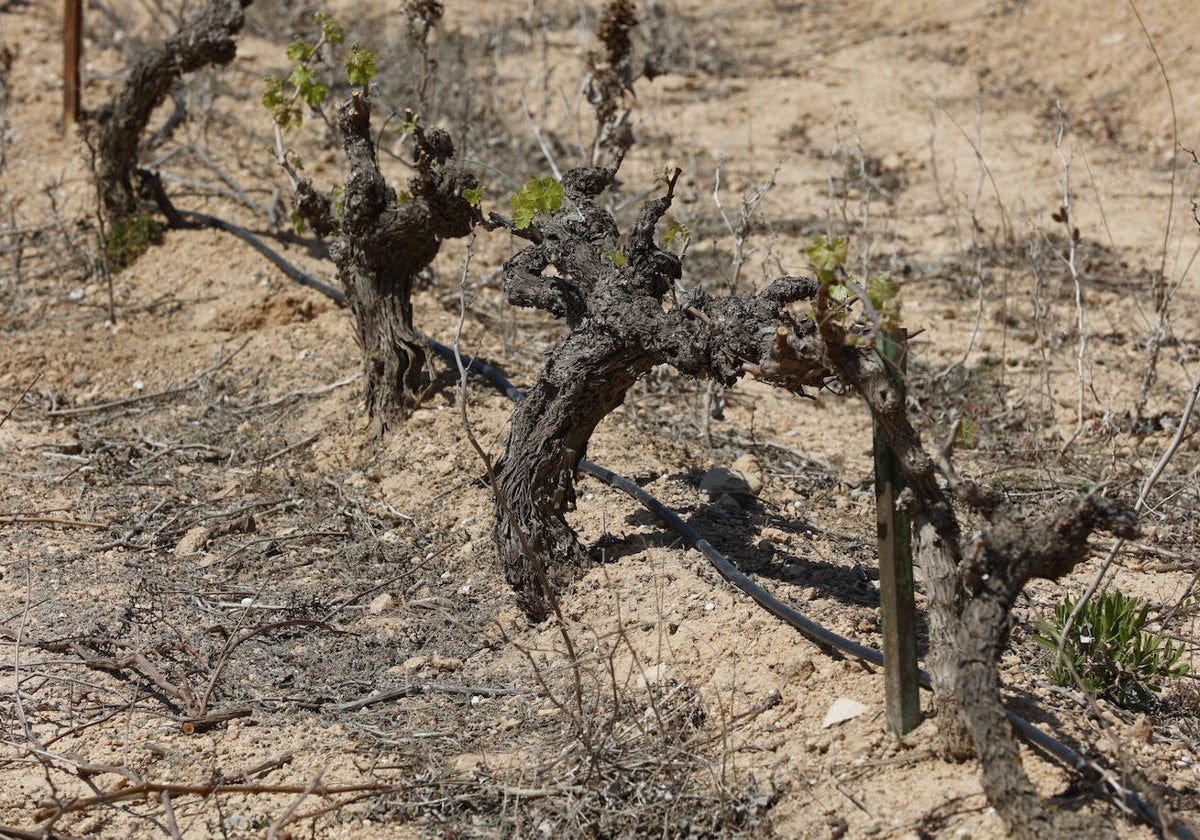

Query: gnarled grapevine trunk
[[89, 0, 251, 223], [494, 164, 833, 620], [823, 339, 974, 758], [825, 322, 1137, 835], [292, 94, 479, 436], [949, 495, 1134, 839], [495, 329, 654, 620]]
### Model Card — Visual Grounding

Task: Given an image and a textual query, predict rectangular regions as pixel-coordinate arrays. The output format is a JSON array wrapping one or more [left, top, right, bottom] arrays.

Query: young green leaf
[[956, 417, 979, 448], [320, 16, 345, 45], [346, 44, 377, 87], [261, 77, 284, 109], [288, 64, 316, 92], [300, 80, 328, 109], [511, 206, 534, 229], [462, 185, 484, 206], [828, 282, 852, 304], [280, 106, 302, 132], [867, 275, 898, 310], [807, 235, 849, 277], [286, 37, 310, 63], [867, 274, 901, 325], [663, 219, 691, 250], [510, 176, 564, 229]]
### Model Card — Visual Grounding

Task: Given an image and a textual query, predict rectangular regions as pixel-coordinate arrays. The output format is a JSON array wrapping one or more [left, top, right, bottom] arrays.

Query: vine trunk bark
[[494, 330, 653, 620], [291, 94, 479, 435], [89, 0, 251, 223], [951, 495, 1135, 838]]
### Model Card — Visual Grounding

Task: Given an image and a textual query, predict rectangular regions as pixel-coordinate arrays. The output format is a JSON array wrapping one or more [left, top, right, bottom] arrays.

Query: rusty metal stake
[[63, 0, 83, 126]]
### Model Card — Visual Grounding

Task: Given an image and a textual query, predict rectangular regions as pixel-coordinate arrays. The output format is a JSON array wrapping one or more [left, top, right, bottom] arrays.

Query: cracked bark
[[291, 94, 479, 436], [88, 0, 251, 223], [494, 164, 834, 620], [952, 495, 1135, 839], [825, 337, 975, 759]]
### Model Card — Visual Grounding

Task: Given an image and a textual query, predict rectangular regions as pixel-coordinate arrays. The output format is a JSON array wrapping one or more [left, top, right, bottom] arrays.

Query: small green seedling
[[1034, 589, 1189, 709], [104, 209, 164, 272]]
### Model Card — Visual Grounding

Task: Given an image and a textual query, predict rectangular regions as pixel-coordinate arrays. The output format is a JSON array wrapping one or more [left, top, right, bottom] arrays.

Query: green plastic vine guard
[[874, 328, 920, 735]]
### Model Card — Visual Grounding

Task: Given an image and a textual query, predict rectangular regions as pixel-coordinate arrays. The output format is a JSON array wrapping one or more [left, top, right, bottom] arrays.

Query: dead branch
[[62, 640, 201, 717], [0, 824, 88, 840], [333, 681, 530, 712], [30, 780, 396, 822], [220, 753, 295, 784], [0, 515, 107, 529], [0, 372, 39, 429], [198, 619, 345, 717], [267, 762, 329, 840], [180, 706, 253, 735], [234, 373, 360, 413]]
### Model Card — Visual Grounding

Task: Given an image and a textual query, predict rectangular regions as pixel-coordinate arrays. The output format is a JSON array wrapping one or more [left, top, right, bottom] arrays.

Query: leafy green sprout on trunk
[[807, 234, 901, 333], [261, 13, 378, 140], [261, 13, 379, 235], [261, 13, 347, 132], [510, 176, 564, 229]]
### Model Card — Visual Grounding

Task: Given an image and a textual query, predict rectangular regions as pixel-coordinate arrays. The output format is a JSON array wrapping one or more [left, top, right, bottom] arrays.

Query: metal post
[[874, 328, 920, 735], [64, 0, 83, 126]]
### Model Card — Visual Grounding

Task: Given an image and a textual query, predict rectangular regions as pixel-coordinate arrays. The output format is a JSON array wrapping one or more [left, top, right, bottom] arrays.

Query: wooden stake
[[63, 0, 83, 126], [874, 328, 920, 735]]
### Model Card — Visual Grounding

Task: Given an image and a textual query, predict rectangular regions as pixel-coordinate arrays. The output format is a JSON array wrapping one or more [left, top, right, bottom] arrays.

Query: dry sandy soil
[[2, 0, 1200, 837]]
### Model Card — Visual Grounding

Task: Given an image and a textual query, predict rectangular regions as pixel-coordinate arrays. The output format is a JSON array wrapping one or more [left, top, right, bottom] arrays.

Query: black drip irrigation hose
[[175, 209, 350, 305], [192, 213, 1191, 838]]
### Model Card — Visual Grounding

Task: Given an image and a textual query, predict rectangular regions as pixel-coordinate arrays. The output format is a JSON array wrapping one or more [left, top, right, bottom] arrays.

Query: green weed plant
[[1034, 589, 1189, 709]]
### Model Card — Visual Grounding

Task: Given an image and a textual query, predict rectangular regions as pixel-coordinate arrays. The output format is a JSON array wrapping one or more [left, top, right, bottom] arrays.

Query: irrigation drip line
[[196, 213, 1190, 838], [175, 209, 349, 304]]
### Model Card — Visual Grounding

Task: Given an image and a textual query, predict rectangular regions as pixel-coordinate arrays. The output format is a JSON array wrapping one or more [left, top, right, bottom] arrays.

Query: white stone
[[369, 593, 395, 614], [821, 697, 869, 728]]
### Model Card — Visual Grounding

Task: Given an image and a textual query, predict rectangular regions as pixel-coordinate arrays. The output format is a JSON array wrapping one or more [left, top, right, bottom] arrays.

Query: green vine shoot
[[807, 235, 901, 334], [261, 13, 352, 133], [510, 176, 564, 229]]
